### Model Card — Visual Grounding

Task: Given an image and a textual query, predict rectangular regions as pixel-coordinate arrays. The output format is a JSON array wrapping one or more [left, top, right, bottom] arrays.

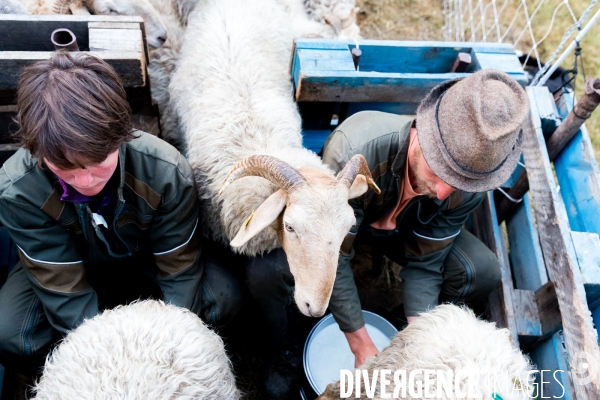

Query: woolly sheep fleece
[[319, 305, 535, 400], [0, 0, 28, 13], [170, 0, 331, 255], [33, 300, 239, 400]]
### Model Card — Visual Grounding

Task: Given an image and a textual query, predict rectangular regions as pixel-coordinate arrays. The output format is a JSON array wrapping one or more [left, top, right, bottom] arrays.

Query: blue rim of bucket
[[303, 310, 398, 396]]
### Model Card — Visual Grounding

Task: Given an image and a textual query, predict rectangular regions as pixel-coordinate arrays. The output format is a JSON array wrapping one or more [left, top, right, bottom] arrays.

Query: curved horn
[[336, 154, 381, 194], [219, 155, 307, 196], [324, 14, 342, 36]]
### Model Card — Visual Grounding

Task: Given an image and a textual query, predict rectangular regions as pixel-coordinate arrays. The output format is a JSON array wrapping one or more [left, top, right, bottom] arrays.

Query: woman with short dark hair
[[0, 51, 243, 379]]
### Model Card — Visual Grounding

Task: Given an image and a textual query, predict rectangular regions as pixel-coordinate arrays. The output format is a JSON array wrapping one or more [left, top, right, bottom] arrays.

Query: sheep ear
[[230, 189, 287, 247], [347, 174, 369, 199]]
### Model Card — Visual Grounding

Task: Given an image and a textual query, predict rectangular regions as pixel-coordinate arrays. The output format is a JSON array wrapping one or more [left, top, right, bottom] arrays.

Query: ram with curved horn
[[217, 154, 379, 316], [169, 0, 378, 317]]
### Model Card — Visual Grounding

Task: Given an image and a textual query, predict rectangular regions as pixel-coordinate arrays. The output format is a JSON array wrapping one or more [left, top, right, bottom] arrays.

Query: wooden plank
[[471, 192, 519, 346], [553, 90, 600, 235], [0, 51, 145, 89], [513, 288, 542, 337], [570, 231, 600, 305], [0, 15, 143, 52], [89, 27, 144, 53], [522, 86, 600, 399], [296, 72, 471, 102], [506, 193, 548, 291], [450, 52, 471, 73], [296, 44, 521, 75], [534, 281, 562, 339], [344, 45, 475, 74], [87, 22, 140, 30], [293, 38, 517, 54], [297, 49, 355, 72], [470, 51, 525, 75]]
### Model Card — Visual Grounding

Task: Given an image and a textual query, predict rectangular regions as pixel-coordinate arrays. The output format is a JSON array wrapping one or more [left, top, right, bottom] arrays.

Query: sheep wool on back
[[170, 0, 330, 256], [33, 300, 239, 400], [0, 0, 28, 13], [318, 304, 535, 400]]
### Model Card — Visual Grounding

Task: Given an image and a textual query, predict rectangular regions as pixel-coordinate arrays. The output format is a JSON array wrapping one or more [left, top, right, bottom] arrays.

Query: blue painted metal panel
[[553, 90, 600, 235], [301, 129, 331, 154], [506, 193, 548, 291], [293, 38, 518, 53], [529, 332, 574, 400]]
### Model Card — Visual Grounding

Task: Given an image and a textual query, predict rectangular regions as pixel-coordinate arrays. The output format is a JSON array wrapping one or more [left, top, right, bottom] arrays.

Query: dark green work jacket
[[0, 132, 202, 334], [322, 111, 485, 329]]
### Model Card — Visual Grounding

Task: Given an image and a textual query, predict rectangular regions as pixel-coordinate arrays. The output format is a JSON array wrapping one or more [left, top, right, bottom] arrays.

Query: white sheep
[[0, 0, 28, 13], [157, 0, 359, 151], [33, 300, 239, 400], [277, 0, 359, 40], [317, 304, 535, 400], [304, 0, 361, 39], [169, 0, 379, 317]]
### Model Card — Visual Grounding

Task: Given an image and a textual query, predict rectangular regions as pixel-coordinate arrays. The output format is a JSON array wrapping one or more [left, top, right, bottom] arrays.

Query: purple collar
[[58, 178, 96, 203]]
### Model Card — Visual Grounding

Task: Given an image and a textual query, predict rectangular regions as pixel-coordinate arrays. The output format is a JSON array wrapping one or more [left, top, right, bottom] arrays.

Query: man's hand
[[344, 326, 379, 368]]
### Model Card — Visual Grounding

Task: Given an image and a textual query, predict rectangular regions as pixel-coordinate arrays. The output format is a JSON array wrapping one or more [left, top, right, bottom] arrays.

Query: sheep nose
[[157, 33, 167, 45], [306, 303, 313, 316]]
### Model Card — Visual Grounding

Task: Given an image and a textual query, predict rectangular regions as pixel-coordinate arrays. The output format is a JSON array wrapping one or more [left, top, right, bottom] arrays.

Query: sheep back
[[33, 300, 239, 400], [170, 0, 329, 256]]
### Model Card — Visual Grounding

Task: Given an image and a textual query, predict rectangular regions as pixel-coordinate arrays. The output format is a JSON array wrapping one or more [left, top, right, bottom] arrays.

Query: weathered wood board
[[291, 39, 528, 103], [0, 15, 147, 90], [522, 86, 600, 399]]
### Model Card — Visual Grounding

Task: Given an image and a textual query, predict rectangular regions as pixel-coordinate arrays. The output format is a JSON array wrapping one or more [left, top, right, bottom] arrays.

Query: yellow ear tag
[[242, 211, 255, 229]]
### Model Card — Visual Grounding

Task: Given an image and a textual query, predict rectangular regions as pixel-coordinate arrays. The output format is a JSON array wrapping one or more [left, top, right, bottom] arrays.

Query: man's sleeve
[[150, 153, 203, 309], [322, 131, 366, 332], [327, 204, 366, 332], [400, 192, 485, 316], [0, 196, 98, 334]]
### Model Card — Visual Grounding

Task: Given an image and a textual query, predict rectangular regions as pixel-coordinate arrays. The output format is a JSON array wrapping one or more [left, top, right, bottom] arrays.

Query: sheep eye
[[284, 223, 295, 233]]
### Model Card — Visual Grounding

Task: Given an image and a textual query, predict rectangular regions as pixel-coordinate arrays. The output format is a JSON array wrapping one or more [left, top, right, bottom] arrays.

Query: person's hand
[[407, 315, 419, 324], [344, 326, 379, 368]]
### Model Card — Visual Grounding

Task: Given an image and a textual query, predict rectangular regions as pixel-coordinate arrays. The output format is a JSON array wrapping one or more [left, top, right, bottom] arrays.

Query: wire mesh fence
[[442, 0, 600, 85]]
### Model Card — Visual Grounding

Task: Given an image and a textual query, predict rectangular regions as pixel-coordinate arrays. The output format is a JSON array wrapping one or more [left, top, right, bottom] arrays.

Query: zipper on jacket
[[22, 297, 41, 357], [112, 177, 133, 256]]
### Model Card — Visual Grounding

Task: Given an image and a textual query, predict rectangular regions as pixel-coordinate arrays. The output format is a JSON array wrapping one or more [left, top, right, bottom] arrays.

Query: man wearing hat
[[321, 69, 530, 367]]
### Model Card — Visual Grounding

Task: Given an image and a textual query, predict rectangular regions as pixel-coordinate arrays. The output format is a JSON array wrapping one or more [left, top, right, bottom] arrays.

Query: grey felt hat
[[416, 69, 529, 192]]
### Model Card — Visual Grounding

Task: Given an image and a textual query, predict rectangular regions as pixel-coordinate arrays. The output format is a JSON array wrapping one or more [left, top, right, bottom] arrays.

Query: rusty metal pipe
[[496, 77, 600, 223], [51, 29, 79, 51]]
